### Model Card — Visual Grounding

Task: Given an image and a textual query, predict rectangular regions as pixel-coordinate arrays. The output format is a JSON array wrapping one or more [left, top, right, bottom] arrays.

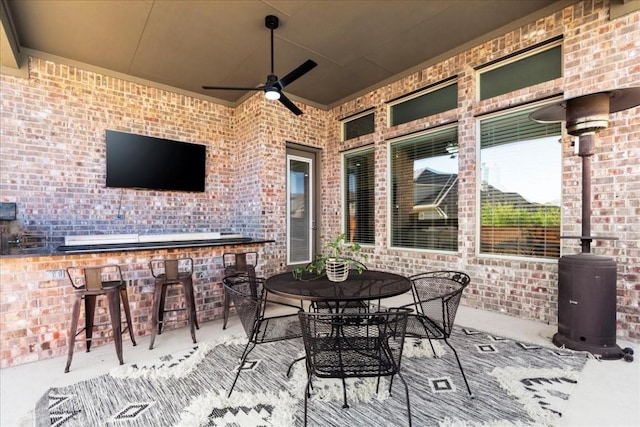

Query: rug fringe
[[110, 334, 247, 379]]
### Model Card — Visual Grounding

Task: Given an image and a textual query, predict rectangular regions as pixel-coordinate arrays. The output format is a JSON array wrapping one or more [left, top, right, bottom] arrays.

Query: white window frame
[[475, 98, 563, 260], [387, 123, 459, 252], [342, 145, 376, 246]]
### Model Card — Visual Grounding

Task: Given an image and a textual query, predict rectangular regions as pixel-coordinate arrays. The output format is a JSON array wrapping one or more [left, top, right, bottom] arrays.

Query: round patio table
[[264, 269, 411, 304]]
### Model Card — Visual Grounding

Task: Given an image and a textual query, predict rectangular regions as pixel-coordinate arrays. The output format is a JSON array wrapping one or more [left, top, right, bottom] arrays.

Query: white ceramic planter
[[325, 259, 350, 282]]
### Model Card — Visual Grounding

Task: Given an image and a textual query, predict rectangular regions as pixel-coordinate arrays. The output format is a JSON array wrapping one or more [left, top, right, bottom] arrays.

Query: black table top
[[265, 270, 411, 302]]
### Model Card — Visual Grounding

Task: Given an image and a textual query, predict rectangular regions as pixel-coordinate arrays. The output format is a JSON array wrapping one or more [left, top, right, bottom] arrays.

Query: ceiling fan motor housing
[[202, 14, 316, 115], [265, 15, 279, 30]]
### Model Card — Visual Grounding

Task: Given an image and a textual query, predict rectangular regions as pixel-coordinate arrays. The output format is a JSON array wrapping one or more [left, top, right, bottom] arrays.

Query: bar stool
[[222, 252, 258, 329], [148, 257, 198, 349], [65, 264, 137, 373]]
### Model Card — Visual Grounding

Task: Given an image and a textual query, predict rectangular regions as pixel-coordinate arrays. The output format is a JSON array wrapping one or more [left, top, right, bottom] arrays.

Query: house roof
[[1, 0, 570, 110]]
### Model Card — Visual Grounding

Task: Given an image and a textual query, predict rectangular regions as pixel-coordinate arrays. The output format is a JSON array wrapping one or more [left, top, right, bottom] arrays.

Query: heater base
[[552, 332, 623, 360]]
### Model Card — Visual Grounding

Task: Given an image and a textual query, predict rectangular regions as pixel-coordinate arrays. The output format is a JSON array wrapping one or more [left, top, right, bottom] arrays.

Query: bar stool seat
[[149, 257, 198, 349], [222, 252, 258, 329], [65, 264, 137, 373]]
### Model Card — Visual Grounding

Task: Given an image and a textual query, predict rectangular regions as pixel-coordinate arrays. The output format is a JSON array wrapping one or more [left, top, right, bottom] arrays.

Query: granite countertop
[[0, 237, 274, 258]]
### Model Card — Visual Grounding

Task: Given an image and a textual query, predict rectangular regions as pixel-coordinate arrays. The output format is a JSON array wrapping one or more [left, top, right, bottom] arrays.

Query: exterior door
[[286, 148, 317, 268]]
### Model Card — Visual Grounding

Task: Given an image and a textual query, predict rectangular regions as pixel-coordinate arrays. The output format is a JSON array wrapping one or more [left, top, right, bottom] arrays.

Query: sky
[[416, 136, 562, 205]]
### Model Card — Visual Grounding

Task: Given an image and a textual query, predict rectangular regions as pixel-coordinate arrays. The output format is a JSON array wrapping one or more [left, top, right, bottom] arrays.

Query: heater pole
[[578, 133, 595, 253]]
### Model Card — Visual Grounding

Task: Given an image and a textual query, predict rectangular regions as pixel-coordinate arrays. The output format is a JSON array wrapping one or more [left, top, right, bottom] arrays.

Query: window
[[344, 148, 375, 244], [479, 42, 562, 100], [389, 81, 458, 126], [342, 111, 374, 141], [479, 105, 562, 258], [390, 125, 458, 251]]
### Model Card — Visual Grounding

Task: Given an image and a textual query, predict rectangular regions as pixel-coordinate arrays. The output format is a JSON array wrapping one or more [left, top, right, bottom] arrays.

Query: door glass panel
[[287, 155, 312, 264]]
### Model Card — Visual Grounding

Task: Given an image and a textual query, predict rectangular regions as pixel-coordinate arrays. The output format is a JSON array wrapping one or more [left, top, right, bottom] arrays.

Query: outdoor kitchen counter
[[0, 232, 273, 257], [0, 237, 275, 368]]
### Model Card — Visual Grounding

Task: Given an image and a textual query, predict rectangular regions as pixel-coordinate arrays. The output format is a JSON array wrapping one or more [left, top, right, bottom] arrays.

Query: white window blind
[[344, 148, 375, 244], [390, 126, 459, 251], [479, 108, 562, 258]]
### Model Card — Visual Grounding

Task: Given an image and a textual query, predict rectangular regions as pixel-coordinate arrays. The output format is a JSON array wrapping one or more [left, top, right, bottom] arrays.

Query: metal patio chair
[[148, 257, 198, 350], [65, 264, 137, 372], [298, 308, 412, 426], [399, 270, 473, 397], [222, 274, 303, 397], [222, 252, 258, 329]]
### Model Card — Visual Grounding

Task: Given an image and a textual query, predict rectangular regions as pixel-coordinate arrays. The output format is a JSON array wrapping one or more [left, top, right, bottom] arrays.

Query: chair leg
[[149, 283, 163, 350], [443, 337, 473, 397], [65, 294, 82, 373], [425, 335, 438, 358], [223, 287, 230, 329], [119, 287, 137, 346], [183, 282, 197, 344], [84, 295, 96, 352], [158, 284, 168, 334], [286, 355, 306, 378], [228, 341, 257, 397], [397, 372, 412, 427], [106, 289, 124, 365], [191, 286, 200, 330], [304, 376, 312, 427], [341, 378, 349, 408]]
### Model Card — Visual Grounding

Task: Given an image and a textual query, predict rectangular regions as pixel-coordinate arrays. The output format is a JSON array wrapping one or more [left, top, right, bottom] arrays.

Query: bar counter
[[0, 237, 275, 369]]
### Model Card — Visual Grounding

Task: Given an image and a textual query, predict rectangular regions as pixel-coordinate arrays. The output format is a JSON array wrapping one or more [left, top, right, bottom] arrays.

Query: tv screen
[[106, 130, 206, 192]]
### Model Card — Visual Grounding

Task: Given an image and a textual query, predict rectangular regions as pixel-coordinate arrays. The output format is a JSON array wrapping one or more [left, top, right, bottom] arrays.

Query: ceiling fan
[[202, 15, 317, 116]]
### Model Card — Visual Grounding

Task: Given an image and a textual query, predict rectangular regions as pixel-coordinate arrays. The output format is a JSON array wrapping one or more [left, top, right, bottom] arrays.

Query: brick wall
[[0, 60, 238, 243], [324, 0, 639, 338], [1, 0, 639, 368], [0, 243, 267, 368]]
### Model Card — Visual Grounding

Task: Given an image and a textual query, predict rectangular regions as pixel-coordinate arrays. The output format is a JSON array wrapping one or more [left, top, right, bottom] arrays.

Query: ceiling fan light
[[265, 88, 280, 100]]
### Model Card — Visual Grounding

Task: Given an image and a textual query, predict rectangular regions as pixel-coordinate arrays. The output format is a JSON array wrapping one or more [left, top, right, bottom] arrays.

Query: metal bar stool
[[148, 257, 198, 349], [65, 264, 137, 373], [222, 252, 258, 329]]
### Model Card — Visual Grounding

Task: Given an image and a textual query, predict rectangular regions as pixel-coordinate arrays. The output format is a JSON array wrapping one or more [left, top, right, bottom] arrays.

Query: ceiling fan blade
[[277, 59, 317, 89], [202, 85, 265, 91], [278, 93, 303, 116], [201, 16, 315, 117]]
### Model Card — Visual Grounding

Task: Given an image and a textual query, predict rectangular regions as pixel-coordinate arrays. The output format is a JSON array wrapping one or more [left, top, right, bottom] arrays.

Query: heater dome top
[[529, 87, 640, 135]]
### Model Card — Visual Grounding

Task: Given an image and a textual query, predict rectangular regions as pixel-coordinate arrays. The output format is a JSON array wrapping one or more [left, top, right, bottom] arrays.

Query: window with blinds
[[479, 106, 562, 258], [390, 125, 459, 251], [344, 148, 375, 244], [389, 81, 458, 127]]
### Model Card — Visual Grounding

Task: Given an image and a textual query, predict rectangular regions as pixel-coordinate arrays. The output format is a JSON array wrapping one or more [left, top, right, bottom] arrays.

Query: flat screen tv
[[106, 130, 206, 192]]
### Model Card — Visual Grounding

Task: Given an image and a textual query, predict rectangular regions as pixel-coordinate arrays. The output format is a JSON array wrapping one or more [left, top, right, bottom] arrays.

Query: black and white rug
[[36, 327, 587, 426]]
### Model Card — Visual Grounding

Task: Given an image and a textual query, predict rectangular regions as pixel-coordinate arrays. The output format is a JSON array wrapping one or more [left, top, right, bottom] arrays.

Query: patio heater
[[530, 87, 639, 360]]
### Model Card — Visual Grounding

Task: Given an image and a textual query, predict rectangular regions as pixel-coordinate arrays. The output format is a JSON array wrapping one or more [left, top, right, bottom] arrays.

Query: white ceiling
[[2, 0, 572, 109]]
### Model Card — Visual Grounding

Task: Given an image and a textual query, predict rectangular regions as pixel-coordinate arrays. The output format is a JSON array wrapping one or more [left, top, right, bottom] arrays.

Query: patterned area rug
[[35, 327, 587, 426]]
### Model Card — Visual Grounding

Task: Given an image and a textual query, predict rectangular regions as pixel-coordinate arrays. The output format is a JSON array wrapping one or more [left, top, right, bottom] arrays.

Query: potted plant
[[296, 233, 368, 282]]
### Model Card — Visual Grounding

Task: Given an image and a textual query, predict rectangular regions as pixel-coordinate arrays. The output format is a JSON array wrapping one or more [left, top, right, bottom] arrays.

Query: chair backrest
[[67, 264, 124, 291], [223, 252, 258, 277], [222, 274, 265, 338], [149, 258, 193, 280], [409, 271, 470, 336], [298, 309, 410, 379]]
